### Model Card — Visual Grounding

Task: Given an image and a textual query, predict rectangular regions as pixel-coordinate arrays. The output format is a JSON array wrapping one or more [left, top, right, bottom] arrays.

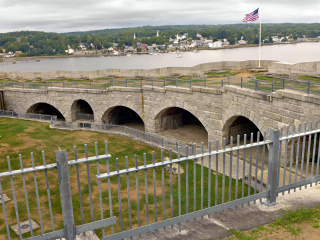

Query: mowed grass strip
[[0, 118, 253, 239], [225, 206, 320, 240]]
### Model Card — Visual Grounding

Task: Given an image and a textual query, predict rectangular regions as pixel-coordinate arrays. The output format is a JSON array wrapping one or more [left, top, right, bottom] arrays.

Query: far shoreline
[[1, 40, 315, 64]]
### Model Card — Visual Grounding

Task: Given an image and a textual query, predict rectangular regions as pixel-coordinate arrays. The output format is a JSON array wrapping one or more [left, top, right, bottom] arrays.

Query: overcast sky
[[0, 0, 319, 33]]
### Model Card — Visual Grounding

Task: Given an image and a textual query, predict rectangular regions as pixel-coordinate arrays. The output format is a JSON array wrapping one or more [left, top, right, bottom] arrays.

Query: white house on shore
[[238, 40, 247, 45], [65, 45, 74, 54]]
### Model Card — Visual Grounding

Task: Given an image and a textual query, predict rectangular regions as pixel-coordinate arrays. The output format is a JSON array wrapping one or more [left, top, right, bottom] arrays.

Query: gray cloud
[[0, 0, 318, 33]]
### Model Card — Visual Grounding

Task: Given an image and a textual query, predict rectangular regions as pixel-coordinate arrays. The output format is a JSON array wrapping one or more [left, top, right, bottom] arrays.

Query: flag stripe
[[242, 8, 259, 22]]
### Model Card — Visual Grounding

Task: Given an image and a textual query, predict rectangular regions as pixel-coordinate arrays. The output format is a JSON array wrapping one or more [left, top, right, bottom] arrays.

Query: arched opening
[[27, 103, 65, 121], [223, 116, 264, 144], [102, 106, 144, 131], [155, 107, 208, 145], [223, 116, 267, 171], [71, 100, 94, 122]]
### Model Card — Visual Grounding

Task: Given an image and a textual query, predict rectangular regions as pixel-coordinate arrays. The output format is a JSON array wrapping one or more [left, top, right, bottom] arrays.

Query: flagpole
[[258, 9, 261, 68]]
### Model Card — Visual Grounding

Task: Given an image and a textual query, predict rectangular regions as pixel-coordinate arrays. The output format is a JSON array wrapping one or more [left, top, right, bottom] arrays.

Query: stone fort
[[2, 60, 320, 147]]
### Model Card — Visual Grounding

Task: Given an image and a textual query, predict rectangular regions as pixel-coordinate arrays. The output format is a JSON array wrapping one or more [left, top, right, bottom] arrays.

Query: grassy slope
[[225, 206, 320, 240], [0, 118, 252, 239]]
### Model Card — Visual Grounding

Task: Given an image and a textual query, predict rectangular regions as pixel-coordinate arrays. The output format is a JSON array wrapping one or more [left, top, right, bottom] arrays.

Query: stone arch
[[222, 107, 269, 169], [153, 106, 209, 145], [93, 96, 144, 125], [71, 99, 94, 122], [102, 105, 145, 131], [222, 106, 267, 142], [27, 102, 66, 121], [150, 100, 212, 134], [222, 115, 264, 144]]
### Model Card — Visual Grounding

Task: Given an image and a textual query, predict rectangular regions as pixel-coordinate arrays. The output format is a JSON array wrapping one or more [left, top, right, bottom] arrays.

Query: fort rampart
[[1, 60, 320, 80]]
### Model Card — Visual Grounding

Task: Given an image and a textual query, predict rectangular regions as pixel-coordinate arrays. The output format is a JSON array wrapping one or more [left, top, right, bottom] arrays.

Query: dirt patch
[[120, 183, 164, 200], [133, 145, 148, 151], [231, 69, 252, 78], [0, 143, 10, 148], [245, 222, 320, 240], [3, 133, 45, 154], [72, 131, 108, 144], [24, 126, 38, 133]]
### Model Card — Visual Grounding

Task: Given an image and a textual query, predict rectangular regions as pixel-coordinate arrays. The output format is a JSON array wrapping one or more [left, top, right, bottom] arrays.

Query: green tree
[[227, 37, 235, 45]]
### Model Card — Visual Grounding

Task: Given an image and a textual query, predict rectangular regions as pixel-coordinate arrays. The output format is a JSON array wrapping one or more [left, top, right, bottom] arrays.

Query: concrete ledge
[[3, 88, 48, 93], [142, 85, 166, 93], [224, 85, 272, 101], [279, 89, 320, 104], [191, 86, 202, 92], [270, 90, 284, 99], [108, 86, 141, 92], [165, 85, 193, 94], [49, 87, 106, 94], [201, 87, 222, 95]]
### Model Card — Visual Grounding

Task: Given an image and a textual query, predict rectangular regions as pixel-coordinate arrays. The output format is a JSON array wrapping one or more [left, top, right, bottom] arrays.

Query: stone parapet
[[4, 82, 320, 168]]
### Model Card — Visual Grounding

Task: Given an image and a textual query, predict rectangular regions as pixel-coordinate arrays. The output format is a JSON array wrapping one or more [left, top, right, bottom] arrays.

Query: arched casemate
[[102, 106, 145, 131], [154, 107, 208, 145], [27, 102, 65, 121], [71, 99, 94, 122]]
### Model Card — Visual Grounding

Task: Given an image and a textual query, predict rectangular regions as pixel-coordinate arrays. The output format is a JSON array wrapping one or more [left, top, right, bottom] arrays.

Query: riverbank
[[0, 40, 312, 64]]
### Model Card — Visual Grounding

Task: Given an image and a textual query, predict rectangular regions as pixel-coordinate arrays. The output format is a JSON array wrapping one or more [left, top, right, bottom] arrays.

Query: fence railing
[[2, 76, 320, 95], [51, 120, 193, 156], [228, 75, 320, 95], [1, 122, 319, 240], [75, 113, 94, 121], [0, 78, 225, 90], [0, 143, 114, 240], [0, 110, 57, 121]]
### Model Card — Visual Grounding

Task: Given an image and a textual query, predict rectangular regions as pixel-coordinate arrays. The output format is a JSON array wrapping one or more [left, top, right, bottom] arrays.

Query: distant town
[[0, 23, 319, 58]]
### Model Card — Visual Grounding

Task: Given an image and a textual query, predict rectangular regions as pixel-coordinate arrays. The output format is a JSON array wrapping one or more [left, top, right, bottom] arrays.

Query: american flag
[[242, 8, 259, 22]]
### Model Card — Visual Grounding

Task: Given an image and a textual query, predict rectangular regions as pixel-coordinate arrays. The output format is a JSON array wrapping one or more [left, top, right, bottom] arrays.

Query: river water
[[0, 42, 319, 72]]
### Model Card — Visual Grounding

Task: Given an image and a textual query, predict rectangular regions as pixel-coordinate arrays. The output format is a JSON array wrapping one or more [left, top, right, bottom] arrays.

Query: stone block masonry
[[1, 60, 320, 80], [4, 83, 320, 166]]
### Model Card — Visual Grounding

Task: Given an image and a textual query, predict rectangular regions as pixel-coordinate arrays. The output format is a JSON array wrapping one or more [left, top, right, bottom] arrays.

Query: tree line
[[0, 23, 319, 56]]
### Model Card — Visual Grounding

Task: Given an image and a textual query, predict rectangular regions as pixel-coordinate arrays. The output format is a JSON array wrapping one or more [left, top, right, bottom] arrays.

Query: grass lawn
[[45, 78, 91, 82], [297, 76, 320, 82], [0, 79, 20, 85], [0, 118, 253, 239], [252, 75, 320, 93], [204, 71, 238, 76], [224, 206, 320, 240], [254, 75, 279, 82]]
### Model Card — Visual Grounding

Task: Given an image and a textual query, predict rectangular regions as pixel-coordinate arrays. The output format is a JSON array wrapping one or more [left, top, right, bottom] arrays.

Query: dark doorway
[[223, 116, 263, 144], [27, 103, 65, 121], [155, 107, 208, 145], [102, 106, 144, 131], [71, 100, 94, 121]]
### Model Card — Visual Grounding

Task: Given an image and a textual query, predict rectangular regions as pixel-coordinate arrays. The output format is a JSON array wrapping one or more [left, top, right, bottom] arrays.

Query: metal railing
[[1, 122, 320, 240], [75, 113, 94, 121], [0, 143, 115, 240], [2, 76, 320, 95], [0, 78, 226, 91], [51, 121, 193, 156], [0, 110, 57, 121], [228, 75, 320, 95]]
